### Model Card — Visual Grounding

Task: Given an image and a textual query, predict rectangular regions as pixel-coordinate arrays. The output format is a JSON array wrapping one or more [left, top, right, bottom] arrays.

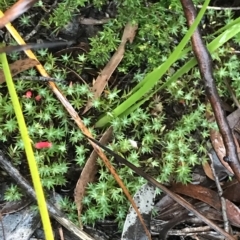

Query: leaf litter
[[83, 22, 138, 114]]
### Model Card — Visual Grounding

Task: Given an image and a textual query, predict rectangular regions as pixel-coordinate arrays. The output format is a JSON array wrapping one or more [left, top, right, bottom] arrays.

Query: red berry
[[35, 95, 41, 101], [35, 142, 52, 149], [25, 90, 32, 98]]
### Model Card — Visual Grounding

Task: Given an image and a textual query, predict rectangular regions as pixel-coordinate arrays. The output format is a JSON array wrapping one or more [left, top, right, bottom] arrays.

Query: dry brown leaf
[[74, 127, 151, 237], [52, 83, 152, 240], [227, 108, 240, 129], [209, 109, 240, 175], [202, 161, 215, 181], [0, 0, 38, 29], [1, 198, 32, 215], [171, 183, 240, 227], [223, 180, 240, 203], [74, 127, 113, 228], [83, 23, 138, 114], [0, 58, 39, 84], [210, 129, 235, 175]]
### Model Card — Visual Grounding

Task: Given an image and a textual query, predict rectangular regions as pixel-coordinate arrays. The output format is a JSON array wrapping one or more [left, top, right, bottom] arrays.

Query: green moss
[[1, 0, 239, 230]]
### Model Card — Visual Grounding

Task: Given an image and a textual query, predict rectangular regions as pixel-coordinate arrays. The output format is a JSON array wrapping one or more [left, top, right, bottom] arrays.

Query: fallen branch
[[180, 0, 240, 182], [0, 150, 94, 240]]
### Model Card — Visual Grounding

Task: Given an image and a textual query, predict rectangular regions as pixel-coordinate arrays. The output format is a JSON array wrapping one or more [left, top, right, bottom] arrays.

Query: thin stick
[[86, 136, 235, 240], [24, 0, 58, 41], [224, 78, 240, 109], [197, 5, 240, 10], [13, 76, 66, 83], [0, 150, 94, 240], [209, 153, 230, 233], [180, 0, 240, 182]]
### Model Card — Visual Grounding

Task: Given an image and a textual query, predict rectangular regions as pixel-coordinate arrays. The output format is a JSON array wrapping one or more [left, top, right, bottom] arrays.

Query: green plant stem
[[0, 51, 54, 240]]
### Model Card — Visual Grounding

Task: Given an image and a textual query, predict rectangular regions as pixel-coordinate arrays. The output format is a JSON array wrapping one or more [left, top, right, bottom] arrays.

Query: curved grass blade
[[96, 6, 240, 128], [95, 0, 210, 127]]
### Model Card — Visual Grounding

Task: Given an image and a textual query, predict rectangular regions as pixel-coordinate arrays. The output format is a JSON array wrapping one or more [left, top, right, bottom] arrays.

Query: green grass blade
[[0, 50, 54, 240], [96, 0, 210, 128], [125, 18, 240, 116], [96, 2, 240, 128]]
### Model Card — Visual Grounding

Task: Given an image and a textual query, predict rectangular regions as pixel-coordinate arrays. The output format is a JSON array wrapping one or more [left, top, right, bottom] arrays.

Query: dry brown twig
[[87, 137, 235, 240], [209, 153, 230, 233], [0, 11, 150, 239], [24, 0, 58, 41], [180, 0, 240, 182], [0, 150, 94, 240]]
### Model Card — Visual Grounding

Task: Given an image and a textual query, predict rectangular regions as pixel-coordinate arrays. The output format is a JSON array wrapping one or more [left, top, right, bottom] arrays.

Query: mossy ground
[[0, 0, 240, 237]]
